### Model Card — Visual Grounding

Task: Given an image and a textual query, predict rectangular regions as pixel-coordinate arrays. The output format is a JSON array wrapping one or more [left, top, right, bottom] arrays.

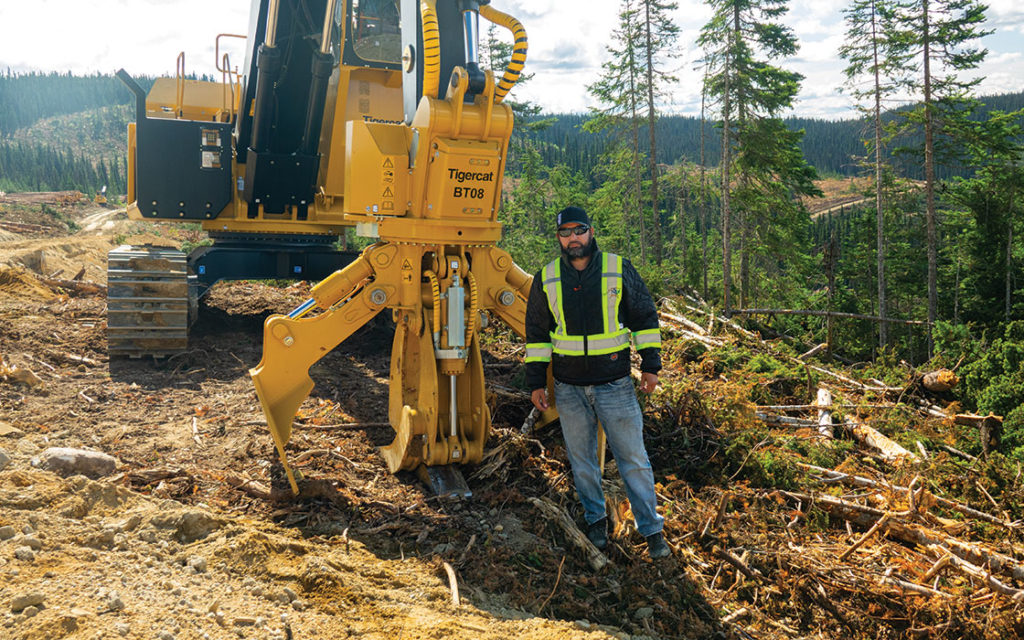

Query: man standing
[[524, 206, 669, 559]]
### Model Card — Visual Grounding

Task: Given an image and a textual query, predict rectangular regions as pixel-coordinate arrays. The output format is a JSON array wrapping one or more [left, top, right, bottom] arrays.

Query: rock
[[0, 421, 23, 438], [207, 598, 221, 614], [0, 526, 15, 540], [150, 510, 224, 543], [574, 619, 592, 630], [83, 529, 116, 549], [114, 622, 130, 636], [105, 591, 125, 611], [113, 515, 142, 533], [16, 535, 42, 550], [282, 587, 297, 602], [233, 616, 257, 626], [0, 450, 9, 472], [34, 447, 117, 478], [11, 592, 44, 611], [157, 631, 175, 640], [13, 547, 35, 562], [634, 607, 654, 620], [21, 605, 38, 618], [187, 555, 207, 573], [291, 599, 307, 611]]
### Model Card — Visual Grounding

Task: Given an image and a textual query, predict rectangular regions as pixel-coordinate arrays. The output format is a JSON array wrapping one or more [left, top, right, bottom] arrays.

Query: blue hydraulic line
[[288, 297, 317, 319]]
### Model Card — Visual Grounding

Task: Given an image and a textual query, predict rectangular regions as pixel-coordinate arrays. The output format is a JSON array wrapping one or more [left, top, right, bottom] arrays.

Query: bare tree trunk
[[1008, 191, 1015, 321], [700, 77, 709, 301], [721, 33, 733, 315], [628, 36, 646, 266], [871, 0, 888, 348], [922, 0, 937, 356], [740, 202, 749, 310], [954, 243, 961, 324], [643, 0, 663, 264]]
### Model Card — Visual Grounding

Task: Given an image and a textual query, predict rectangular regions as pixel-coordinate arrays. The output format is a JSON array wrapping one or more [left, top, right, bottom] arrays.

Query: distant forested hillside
[[0, 71, 146, 137], [1, 70, 1021, 196], [525, 91, 1024, 179], [0, 71, 151, 195]]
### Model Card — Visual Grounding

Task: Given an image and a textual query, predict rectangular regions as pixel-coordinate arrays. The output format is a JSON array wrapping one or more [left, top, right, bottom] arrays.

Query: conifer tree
[[840, 0, 910, 348], [699, 0, 819, 312], [587, 0, 647, 262], [640, 0, 680, 264], [892, 0, 989, 352]]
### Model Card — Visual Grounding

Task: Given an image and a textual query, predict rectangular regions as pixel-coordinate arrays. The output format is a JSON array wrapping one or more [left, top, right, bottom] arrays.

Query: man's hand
[[639, 372, 659, 394], [530, 388, 549, 411]]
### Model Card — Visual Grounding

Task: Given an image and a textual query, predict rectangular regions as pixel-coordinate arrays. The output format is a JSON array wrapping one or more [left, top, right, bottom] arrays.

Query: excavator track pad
[[107, 246, 194, 358]]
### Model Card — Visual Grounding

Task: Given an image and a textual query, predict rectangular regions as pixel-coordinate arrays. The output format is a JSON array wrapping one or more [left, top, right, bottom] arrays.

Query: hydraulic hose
[[478, 3, 527, 103], [420, 0, 441, 99], [466, 269, 479, 341], [424, 269, 442, 345]]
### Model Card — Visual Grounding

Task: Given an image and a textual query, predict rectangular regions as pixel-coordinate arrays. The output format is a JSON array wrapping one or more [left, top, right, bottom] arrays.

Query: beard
[[561, 236, 596, 259]]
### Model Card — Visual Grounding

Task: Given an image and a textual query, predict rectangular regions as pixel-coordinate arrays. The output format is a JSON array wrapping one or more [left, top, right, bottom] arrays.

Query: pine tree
[[586, 0, 647, 262], [840, 0, 910, 349], [699, 0, 820, 312], [892, 0, 990, 352], [640, 0, 680, 264]]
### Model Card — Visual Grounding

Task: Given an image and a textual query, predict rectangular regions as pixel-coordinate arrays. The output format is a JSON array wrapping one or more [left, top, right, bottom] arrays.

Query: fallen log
[[781, 490, 1024, 583], [657, 310, 709, 335], [922, 369, 958, 392], [798, 462, 1017, 529], [754, 412, 820, 428], [713, 545, 763, 581], [954, 413, 1003, 457], [41, 277, 106, 296], [817, 388, 833, 438], [927, 545, 1024, 600], [799, 343, 828, 360], [846, 416, 918, 464], [529, 497, 609, 571]]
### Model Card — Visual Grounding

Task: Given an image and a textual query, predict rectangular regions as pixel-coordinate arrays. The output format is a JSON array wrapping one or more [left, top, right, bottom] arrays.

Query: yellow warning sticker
[[402, 259, 413, 270], [382, 186, 394, 198], [382, 157, 394, 168]]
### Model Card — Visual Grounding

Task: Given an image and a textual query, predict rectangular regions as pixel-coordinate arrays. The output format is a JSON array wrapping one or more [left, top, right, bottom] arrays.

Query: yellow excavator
[[117, 0, 555, 496]]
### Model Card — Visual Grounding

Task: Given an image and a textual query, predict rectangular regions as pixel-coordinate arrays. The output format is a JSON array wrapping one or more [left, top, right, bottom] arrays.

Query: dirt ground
[[0, 198, 710, 640], [4, 196, 1024, 640]]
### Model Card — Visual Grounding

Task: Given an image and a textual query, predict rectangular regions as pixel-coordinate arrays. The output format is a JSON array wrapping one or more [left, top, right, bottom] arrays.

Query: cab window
[[350, 0, 402, 65]]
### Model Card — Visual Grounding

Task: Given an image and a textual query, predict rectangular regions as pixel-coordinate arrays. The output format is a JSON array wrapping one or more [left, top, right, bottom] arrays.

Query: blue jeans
[[553, 376, 664, 537]]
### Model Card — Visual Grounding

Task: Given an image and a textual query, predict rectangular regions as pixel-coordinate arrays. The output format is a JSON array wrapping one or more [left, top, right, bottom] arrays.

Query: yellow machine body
[[240, 1, 554, 493]]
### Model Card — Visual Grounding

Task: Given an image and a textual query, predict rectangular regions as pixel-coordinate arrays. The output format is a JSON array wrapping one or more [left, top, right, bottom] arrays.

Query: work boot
[[645, 532, 670, 559], [586, 517, 608, 550]]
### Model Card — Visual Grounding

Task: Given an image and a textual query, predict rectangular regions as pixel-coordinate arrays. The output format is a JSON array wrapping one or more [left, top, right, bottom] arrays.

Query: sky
[[2, 0, 1023, 119]]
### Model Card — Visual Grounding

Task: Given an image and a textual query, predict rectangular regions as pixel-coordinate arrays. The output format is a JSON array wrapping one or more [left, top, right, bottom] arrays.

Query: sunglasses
[[557, 225, 590, 238]]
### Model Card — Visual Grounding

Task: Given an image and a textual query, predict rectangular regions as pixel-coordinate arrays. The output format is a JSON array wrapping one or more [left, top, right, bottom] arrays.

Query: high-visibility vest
[[525, 253, 660, 363]]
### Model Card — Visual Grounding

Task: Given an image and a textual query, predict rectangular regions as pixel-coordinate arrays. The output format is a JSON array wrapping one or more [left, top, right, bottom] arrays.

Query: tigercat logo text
[[448, 168, 494, 183], [362, 115, 404, 125]]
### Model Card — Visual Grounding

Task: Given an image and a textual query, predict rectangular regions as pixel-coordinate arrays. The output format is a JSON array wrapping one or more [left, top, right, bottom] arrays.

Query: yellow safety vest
[[525, 253, 660, 363]]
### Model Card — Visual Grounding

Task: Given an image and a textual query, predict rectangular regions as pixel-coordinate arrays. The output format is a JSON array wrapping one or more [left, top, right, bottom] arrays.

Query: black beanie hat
[[556, 206, 591, 228]]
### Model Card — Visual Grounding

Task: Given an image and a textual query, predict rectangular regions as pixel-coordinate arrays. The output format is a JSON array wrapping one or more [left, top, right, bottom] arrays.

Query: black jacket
[[525, 243, 661, 389]]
